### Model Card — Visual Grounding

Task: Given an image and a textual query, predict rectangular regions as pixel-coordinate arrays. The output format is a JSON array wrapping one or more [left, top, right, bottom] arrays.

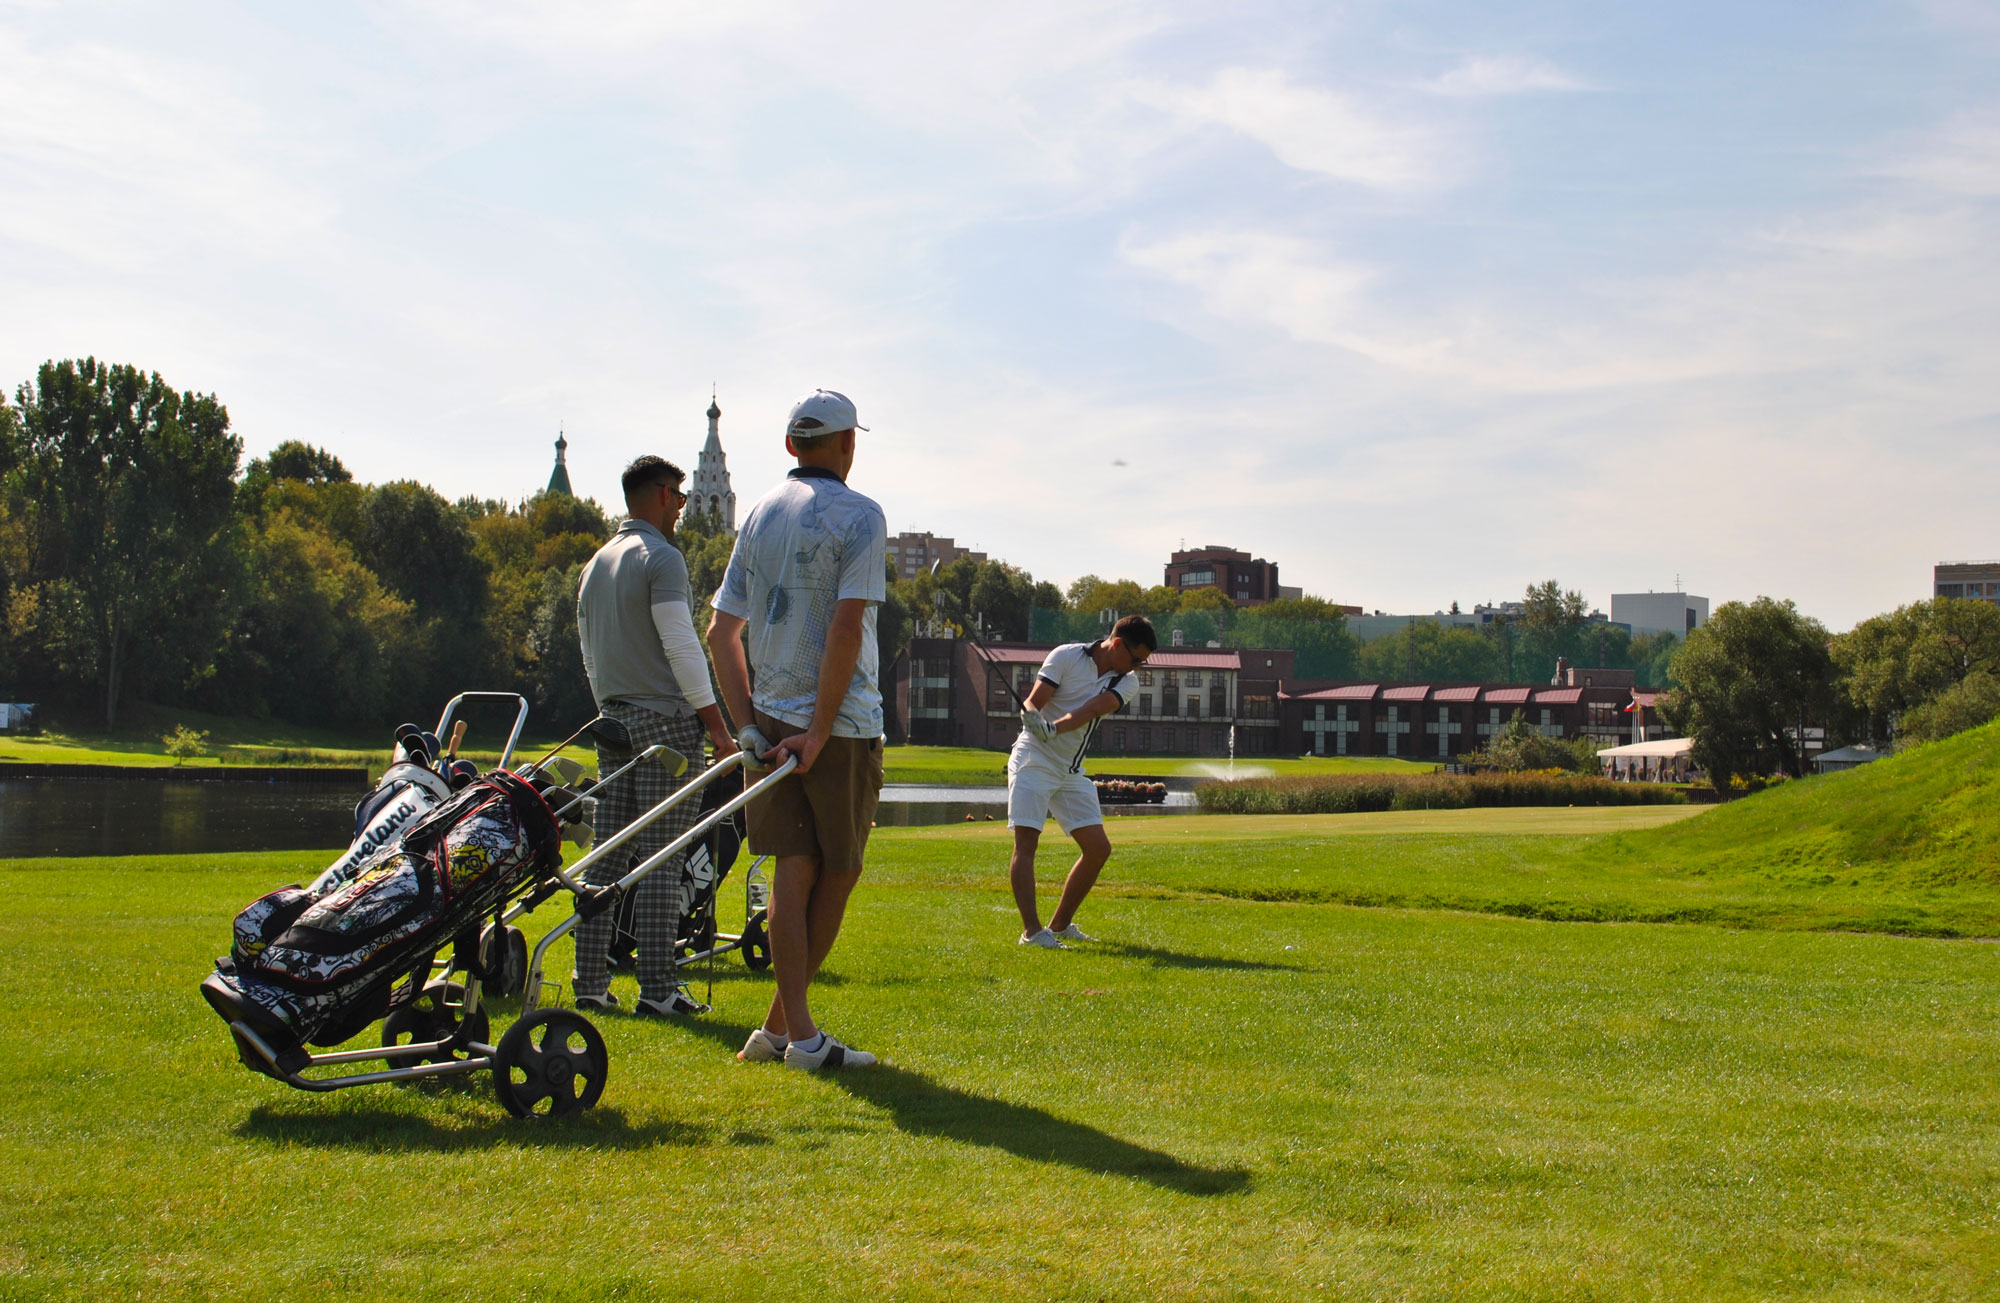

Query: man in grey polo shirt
[[574, 454, 737, 1017]]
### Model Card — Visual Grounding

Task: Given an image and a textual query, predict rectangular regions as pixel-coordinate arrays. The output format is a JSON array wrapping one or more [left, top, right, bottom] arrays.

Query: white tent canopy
[[1596, 738, 1693, 758]]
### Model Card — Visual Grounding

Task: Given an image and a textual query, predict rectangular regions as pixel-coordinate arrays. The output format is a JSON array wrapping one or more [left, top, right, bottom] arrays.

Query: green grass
[[883, 744, 1433, 785], [5, 776, 2000, 1298]]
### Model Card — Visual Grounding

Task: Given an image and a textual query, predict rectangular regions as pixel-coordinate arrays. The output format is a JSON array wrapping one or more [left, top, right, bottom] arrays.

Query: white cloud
[[1128, 67, 1446, 191], [1881, 110, 2000, 196], [1421, 54, 1589, 97]]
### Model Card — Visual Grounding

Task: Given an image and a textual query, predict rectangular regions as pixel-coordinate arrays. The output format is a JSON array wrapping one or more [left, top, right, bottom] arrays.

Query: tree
[[1518, 579, 1590, 683], [1176, 586, 1234, 618], [1066, 575, 1145, 616], [1230, 602, 1359, 678], [1358, 620, 1502, 682], [356, 481, 493, 718], [1832, 597, 2000, 741], [1659, 598, 1840, 787], [1895, 672, 2000, 745], [12, 359, 243, 728]]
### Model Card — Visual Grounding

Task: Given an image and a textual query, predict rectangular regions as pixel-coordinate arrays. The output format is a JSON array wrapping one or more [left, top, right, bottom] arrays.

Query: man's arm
[[707, 609, 754, 738], [1050, 689, 1123, 734], [651, 599, 737, 758], [769, 597, 868, 775]]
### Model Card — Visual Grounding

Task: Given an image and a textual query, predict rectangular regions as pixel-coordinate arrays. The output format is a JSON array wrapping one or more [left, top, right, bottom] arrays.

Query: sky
[[3, 0, 1997, 631]]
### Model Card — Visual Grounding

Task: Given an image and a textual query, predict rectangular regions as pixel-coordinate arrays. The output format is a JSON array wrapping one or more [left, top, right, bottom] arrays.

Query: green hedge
[[1196, 771, 1689, 814]]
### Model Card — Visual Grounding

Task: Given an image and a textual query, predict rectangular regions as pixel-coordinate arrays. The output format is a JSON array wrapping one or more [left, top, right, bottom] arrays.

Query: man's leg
[[761, 853, 865, 1043], [1047, 823, 1111, 935], [1009, 825, 1044, 935], [631, 713, 705, 1005], [573, 726, 649, 999]]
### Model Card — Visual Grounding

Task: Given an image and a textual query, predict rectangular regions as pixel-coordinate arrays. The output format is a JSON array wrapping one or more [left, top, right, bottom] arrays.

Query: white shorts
[[1007, 763, 1102, 835]]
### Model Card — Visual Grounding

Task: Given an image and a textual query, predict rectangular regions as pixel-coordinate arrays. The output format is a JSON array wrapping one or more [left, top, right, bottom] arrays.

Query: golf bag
[[609, 764, 747, 965], [201, 770, 562, 1055]]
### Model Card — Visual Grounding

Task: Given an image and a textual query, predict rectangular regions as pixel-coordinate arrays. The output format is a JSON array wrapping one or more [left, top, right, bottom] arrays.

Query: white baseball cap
[[785, 389, 868, 440]]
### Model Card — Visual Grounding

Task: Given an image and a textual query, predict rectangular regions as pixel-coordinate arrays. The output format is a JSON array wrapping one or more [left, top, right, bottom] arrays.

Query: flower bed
[[1092, 778, 1168, 804]]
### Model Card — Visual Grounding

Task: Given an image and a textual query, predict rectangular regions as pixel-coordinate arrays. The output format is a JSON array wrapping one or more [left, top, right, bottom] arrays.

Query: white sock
[[762, 1029, 788, 1047], [794, 1031, 826, 1054]]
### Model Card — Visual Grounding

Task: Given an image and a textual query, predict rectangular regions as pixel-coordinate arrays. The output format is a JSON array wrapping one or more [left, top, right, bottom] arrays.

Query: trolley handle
[[434, 692, 531, 770]]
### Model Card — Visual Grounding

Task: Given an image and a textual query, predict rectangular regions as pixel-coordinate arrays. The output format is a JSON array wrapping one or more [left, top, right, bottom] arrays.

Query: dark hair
[[1112, 614, 1157, 653], [787, 428, 844, 454], [621, 455, 684, 501]]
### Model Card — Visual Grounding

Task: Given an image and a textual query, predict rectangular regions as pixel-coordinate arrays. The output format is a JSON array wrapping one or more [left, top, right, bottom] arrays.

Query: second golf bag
[[201, 770, 563, 1057], [608, 763, 748, 965]]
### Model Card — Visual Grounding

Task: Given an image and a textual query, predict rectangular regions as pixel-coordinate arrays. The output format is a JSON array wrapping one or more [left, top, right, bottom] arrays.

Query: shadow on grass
[[237, 1101, 756, 1152], [677, 1018, 1250, 1196], [1095, 941, 1302, 973]]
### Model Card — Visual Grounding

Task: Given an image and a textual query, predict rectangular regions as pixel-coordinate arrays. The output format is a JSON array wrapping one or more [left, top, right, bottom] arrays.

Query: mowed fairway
[[3, 805, 1998, 1300]]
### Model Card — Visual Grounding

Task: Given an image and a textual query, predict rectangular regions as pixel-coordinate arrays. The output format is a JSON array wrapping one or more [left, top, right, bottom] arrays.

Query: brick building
[[888, 532, 987, 581], [893, 636, 1294, 756], [1281, 667, 1642, 760], [1164, 545, 1286, 605]]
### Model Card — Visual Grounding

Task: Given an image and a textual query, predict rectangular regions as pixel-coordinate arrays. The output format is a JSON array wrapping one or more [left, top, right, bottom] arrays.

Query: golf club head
[[654, 745, 688, 778], [447, 758, 479, 790], [393, 722, 429, 767], [419, 732, 443, 769], [545, 755, 585, 786], [585, 715, 633, 753]]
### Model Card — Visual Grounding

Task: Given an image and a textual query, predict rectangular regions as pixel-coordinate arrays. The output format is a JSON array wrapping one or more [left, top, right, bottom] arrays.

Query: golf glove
[[1021, 709, 1060, 743], [737, 724, 776, 769]]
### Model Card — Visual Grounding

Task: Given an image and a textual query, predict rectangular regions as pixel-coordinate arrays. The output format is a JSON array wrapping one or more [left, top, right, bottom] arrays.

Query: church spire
[[688, 393, 736, 534], [546, 425, 573, 497]]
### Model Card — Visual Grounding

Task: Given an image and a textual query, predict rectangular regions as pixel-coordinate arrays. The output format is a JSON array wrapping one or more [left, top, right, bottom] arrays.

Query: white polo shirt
[[1009, 641, 1135, 774]]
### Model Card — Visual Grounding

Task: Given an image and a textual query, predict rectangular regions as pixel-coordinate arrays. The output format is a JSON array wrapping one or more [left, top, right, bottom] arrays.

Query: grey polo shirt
[[576, 519, 697, 716]]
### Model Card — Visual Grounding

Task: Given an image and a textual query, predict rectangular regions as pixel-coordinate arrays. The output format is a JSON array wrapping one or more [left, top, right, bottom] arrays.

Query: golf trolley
[[202, 691, 795, 1119]]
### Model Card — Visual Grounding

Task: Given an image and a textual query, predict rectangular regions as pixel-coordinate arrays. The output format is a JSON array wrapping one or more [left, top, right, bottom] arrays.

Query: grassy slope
[[1582, 716, 2000, 893], [3, 825, 1998, 1300]]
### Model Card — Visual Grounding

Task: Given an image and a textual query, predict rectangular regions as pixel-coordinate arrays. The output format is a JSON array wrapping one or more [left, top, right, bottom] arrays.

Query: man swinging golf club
[[1009, 614, 1156, 948]]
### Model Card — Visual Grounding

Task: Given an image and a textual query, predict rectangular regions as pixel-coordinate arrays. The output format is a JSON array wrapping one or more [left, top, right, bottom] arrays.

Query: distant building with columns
[[687, 393, 737, 534]]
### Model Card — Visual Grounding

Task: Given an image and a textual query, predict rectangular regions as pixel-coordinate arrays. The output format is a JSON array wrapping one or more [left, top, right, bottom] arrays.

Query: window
[[1137, 670, 1153, 686], [1184, 728, 1199, 752], [1138, 727, 1151, 751], [1113, 727, 1126, 750], [1939, 583, 1964, 597], [1138, 693, 1153, 716], [1187, 671, 1202, 687], [1209, 682, 1226, 716], [1165, 671, 1178, 687], [1181, 569, 1214, 586], [1240, 693, 1274, 720]]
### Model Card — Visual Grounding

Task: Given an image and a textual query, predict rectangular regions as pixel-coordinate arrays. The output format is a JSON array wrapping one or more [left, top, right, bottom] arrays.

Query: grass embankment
[[5, 738, 1999, 1299], [0, 700, 594, 775]]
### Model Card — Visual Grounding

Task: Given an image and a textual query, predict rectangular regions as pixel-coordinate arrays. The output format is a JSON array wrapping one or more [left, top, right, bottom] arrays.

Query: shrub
[[1196, 770, 1686, 815], [161, 725, 209, 763], [1458, 712, 1600, 773]]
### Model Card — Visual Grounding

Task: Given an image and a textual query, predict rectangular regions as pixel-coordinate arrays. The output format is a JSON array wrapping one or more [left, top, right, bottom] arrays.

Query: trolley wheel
[[493, 1009, 607, 1118], [382, 980, 490, 1067], [741, 917, 771, 971], [480, 924, 528, 999], [504, 927, 529, 998]]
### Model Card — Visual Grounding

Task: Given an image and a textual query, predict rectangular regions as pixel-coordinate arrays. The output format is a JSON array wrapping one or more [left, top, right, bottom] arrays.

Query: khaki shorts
[[744, 710, 883, 873]]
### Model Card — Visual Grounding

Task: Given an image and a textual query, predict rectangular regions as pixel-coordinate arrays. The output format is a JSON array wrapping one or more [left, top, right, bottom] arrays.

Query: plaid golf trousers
[[571, 703, 706, 1004]]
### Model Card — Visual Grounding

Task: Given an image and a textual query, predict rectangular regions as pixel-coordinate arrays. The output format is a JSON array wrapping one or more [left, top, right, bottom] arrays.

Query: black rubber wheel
[[503, 927, 529, 999], [741, 917, 771, 971], [382, 980, 489, 1068], [493, 1009, 607, 1118]]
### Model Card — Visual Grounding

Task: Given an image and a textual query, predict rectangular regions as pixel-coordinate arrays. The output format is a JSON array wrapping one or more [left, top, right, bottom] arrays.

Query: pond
[[0, 778, 366, 859], [0, 776, 1201, 859]]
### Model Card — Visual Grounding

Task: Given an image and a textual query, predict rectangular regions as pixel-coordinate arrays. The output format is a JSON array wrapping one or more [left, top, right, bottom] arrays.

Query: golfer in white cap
[[709, 389, 887, 1070]]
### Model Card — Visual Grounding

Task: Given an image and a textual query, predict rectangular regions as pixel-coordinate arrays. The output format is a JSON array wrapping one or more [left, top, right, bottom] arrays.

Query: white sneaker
[[573, 988, 620, 1011], [634, 988, 709, 1017], [1051, 923, 1095, 943], [1019, 928, 1069, 949], [737, 1028, 788, 1063], [783, 1031, 876, 1071]]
